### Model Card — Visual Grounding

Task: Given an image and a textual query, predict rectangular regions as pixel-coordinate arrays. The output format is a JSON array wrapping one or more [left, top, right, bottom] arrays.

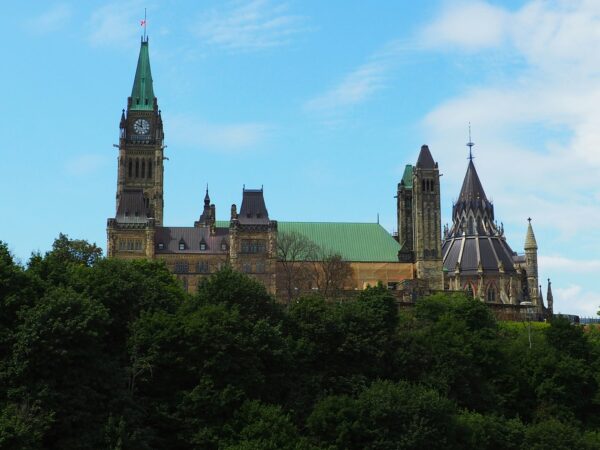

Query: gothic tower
[[412, 145, 443, 289], [524, 218, 539, 304], [116, 37, 165, 225], [396, 165, 414, 262]]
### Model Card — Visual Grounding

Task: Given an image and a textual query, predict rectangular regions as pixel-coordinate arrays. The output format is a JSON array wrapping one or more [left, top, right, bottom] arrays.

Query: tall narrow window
[[128, 160, 132, 177], [141, 160, 145, 178], [148, 160, 153, 178], [466, 284, 474, 298], [135, 159, 139, 178]]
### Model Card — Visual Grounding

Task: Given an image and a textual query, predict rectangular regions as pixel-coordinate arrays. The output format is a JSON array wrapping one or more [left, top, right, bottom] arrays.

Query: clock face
[[133, 119, 150, 135]]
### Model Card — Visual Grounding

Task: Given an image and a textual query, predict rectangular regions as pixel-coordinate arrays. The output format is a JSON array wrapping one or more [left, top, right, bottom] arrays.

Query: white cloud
[[168, 115, 270, 151], [305, 40, 410, 116], [65, 154, 109, 176], [539, 255, 600, 273], [420, 0, 509, 51], [420, 0, 600, 235], [554, 284, 600, 317], [25, 3, 72, 34], [194, 0, 307, 52], [88, 1, 145, 48]]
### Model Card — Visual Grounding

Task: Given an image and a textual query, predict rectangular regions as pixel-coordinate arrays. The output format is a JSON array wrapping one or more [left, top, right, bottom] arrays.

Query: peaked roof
[[130, 39, 155, 111], [239, 189, 269, 224], [524, 220, 538, 250], [401, 165, 413, 188], [458, 160, 488, 202], [116, 189, 151, 223], [416, 145, 435, 169]]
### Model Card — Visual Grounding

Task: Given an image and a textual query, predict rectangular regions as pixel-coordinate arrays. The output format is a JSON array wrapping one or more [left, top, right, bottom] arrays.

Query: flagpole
[[144, 8, 147, 41]]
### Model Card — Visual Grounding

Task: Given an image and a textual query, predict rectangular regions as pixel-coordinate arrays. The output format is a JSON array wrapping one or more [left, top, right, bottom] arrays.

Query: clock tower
[[116, 36, 165, 225]]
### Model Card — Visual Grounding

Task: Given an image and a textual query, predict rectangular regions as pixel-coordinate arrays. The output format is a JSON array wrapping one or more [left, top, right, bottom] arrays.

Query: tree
[[309, 250, 353, 299], [195, 266, 283, 323], [277, 231, 320, 304], [307, 380, 456, 450], [396, 293, 504, 412], [5, 287, 116, 449], [27, 233, 103, 287]]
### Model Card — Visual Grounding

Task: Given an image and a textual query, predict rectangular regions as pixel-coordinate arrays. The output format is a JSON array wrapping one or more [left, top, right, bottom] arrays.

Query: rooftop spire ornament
[[141, 8, 147, 41], [467, 122, 475, 161]]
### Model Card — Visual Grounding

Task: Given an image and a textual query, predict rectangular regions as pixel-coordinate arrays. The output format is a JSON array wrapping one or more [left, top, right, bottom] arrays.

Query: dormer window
[[178, 239, 186, 251], [221, 242, 227, 251], [200, 242, 207, 251], [157, 243, 165, 250]]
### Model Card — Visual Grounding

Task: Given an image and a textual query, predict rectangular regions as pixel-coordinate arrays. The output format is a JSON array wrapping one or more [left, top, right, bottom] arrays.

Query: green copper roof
[[215, 220, 400, 262], [130, 40, 155, 111], [401, 164, 413, 188], [278, 222, 400, 262]]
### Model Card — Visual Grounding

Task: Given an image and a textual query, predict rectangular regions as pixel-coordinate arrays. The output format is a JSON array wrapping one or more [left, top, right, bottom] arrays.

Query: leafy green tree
[[5, 287, 115, 449], [455, 411, 525, 450], [523, 418, 589, 450], [27, 233, 102, 287], [396, 293, 503, 412], [221, 400, 307, 450], [195, 266, 283, 323], [129, 297, 291, 448], [307, 380, 456, 450]]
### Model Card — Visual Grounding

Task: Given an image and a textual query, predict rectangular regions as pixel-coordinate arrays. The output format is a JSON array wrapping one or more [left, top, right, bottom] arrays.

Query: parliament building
[[107, 38, 551, 314]]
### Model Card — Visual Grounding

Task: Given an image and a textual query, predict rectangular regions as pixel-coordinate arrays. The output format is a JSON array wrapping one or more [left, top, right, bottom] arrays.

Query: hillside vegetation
[[1, 235, 599, 449]]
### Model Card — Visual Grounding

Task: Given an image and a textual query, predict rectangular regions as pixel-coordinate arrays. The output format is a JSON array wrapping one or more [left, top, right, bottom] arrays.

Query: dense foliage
[[0, 235, 599, 449]]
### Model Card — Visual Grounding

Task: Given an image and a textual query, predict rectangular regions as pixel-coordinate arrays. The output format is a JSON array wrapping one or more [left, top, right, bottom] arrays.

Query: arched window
[[135, 159, 139, 178], [128, 159, 132, 177], [141, 160, 145, 178], [466, 284, 474, 298], [148, 160, 153, 178], [487, 287, 496, 302]]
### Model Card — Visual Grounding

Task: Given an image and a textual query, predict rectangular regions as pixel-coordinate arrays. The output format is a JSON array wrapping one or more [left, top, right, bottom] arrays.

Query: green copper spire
[[130, 38, 155, 111]]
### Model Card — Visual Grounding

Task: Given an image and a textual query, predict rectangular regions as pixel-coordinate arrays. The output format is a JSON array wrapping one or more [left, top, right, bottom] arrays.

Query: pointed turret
[[524, 218, 538, 250], [416, 145, 435, 169], [204, 185, 210, 207], [130, 38, 155, 111], [458, 160, 488, 202], [524, 218, 539, 302], [547, 278, 554, 315], [196, 186, 213, 227]]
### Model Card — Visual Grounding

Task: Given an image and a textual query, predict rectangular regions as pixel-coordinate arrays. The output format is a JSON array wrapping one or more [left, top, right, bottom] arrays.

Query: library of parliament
[[107, 37, 552, 315]]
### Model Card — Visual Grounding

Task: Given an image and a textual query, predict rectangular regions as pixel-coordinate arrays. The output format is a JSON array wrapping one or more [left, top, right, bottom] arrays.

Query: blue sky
[[1, 0, 599, 316]]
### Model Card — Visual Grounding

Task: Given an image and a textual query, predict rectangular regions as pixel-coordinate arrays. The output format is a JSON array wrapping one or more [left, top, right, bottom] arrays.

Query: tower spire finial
[[467, 122, 475, 161], [141, 8, 147, 41]]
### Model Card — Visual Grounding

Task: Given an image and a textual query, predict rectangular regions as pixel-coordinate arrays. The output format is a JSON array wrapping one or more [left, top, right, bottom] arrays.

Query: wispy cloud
[[540, 255, 600, 273], [88, 1, 144, 48], [24, 3, 72, 34], [65, 154, 109, 176], [168, 115, 270, 152], [193, 0, 307, 52], [420, 0, 600, 236], [305, 40, 410, 118], [420, 0, 509, 51], [554, 285, 600, 317]]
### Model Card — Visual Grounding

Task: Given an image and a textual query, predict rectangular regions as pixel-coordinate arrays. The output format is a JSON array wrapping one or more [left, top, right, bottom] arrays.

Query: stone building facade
[[107, 38, 549, 313]]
